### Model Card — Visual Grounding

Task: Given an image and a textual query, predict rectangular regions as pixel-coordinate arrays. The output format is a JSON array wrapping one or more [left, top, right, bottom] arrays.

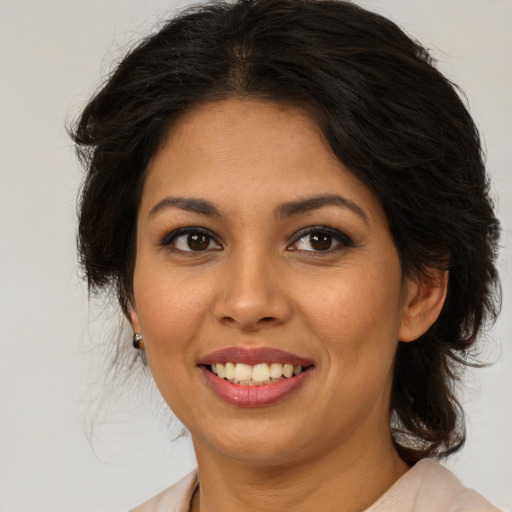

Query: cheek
[[296, 268, 403, 432], [132, 267, 217, 417], [132, 265, 214, 360], [297, 264, 404, 369]]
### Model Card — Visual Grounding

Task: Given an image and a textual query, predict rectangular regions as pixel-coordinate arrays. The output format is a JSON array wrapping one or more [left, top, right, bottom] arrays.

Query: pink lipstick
[[198, 346, 314, 407], [197, 346, 313, 366]]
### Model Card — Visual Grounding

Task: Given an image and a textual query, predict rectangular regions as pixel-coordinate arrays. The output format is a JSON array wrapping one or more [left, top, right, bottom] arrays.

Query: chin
[[193, 420, 314, 466]]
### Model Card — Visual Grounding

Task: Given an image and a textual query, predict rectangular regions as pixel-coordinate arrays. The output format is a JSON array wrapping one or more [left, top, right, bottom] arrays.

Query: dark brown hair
[[71, 0, 501, 463]]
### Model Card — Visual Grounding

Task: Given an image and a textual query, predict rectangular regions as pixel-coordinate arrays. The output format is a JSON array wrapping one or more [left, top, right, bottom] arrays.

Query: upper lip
[[197, 346, 314, 367]]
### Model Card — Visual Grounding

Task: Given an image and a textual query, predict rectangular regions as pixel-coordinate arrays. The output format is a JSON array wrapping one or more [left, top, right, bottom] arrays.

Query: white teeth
[[234, 363, 252, 381], [216, 363, 226, 379], [224, 362, 236, 379], [211, 362, 305, 383], [252, 363, 270, 382], [269, 363, 283, 379], [282, 363, 294, 378]]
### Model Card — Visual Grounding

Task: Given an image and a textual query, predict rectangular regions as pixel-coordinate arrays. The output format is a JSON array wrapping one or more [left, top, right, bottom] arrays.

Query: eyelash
[[159, 227, 222, 254], [159, 225, 354, 254], [289, 226, 354, 253]]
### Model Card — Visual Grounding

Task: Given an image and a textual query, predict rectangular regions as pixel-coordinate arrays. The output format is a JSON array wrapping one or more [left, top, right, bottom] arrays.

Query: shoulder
[[128, 462, 500, 512], [130, 470, 198, 512], [364, 458, 500, 512]]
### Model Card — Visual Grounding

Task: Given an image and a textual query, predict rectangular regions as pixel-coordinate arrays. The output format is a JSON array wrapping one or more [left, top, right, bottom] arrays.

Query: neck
[[190, 431, 409, 512]]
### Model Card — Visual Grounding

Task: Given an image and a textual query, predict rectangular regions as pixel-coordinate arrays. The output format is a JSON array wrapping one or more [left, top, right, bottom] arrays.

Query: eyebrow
[[275, 194, 368, 223], [148, 193, 368, 223], [148, 197, 223, 218]]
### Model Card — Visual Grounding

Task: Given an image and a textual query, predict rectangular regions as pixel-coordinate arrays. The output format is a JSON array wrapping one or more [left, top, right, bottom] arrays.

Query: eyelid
[[158, 224, 353, 253], [159, 226, 222, 250], [288, 225, 354, 252]]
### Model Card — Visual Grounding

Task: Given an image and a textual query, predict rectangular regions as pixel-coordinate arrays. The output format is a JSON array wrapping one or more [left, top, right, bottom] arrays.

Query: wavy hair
[[71, 0, 501, 463]]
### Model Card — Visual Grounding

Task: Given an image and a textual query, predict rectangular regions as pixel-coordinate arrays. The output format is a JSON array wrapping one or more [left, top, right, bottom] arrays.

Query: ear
[[128, 301, 141, 333], [398, 269, 448, 342]]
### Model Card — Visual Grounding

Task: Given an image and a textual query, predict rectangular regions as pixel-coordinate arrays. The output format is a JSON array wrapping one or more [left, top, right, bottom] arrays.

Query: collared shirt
[[130, 458, 500, 512]]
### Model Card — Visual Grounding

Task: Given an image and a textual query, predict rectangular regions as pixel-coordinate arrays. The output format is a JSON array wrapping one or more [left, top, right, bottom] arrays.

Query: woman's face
[[131, 99, 420, 466]]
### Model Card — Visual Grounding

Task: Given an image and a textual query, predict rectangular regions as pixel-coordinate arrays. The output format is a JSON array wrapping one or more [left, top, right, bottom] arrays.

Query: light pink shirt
[[131, 458, 500, 511]]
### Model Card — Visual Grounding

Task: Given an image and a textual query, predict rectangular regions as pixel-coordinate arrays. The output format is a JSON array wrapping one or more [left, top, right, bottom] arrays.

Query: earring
[[133, 333, 144, 350]]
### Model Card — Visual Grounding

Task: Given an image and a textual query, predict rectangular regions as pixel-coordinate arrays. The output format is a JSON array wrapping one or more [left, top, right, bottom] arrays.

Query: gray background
[[1, 0, 510, 510]]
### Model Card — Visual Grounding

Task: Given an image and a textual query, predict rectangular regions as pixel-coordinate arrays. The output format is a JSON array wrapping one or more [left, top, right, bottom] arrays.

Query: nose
[[213, 250, 293, 331]]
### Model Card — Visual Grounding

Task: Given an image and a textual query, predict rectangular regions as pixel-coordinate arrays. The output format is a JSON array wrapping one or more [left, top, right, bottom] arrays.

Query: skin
[[130, 99, 447, 512]]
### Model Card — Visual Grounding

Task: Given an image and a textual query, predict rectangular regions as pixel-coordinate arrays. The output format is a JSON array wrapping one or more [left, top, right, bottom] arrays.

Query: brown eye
[[290, 227, 353, 253], [309, 232, 332, 251], [167, 229, 221, 252], [187, 233, 210, 251]]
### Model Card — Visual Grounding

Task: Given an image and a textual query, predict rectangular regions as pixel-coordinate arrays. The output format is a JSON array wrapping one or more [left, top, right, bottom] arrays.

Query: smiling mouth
[[199, 348, 314, 406], [206, 362, 308, 386]]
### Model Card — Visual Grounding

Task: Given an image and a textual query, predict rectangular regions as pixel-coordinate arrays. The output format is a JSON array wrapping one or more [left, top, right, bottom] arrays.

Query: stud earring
[[133, 333, 144, 350]]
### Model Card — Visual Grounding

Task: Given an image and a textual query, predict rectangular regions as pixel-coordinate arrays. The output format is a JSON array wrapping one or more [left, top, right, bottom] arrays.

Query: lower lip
[[199, 366, 312, 407]]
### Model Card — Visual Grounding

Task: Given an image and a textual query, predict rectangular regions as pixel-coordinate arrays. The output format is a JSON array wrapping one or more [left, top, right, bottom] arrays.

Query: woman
[[71, 0, 501, 510]]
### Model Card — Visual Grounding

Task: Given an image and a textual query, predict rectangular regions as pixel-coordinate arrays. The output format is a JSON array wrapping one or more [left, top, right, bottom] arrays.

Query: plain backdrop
[[0, 0, 511, 510]]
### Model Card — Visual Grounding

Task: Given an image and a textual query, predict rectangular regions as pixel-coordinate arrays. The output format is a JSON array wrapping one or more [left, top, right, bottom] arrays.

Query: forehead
[[155, 98, 328, 169], [142, 98, 384, 224]]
